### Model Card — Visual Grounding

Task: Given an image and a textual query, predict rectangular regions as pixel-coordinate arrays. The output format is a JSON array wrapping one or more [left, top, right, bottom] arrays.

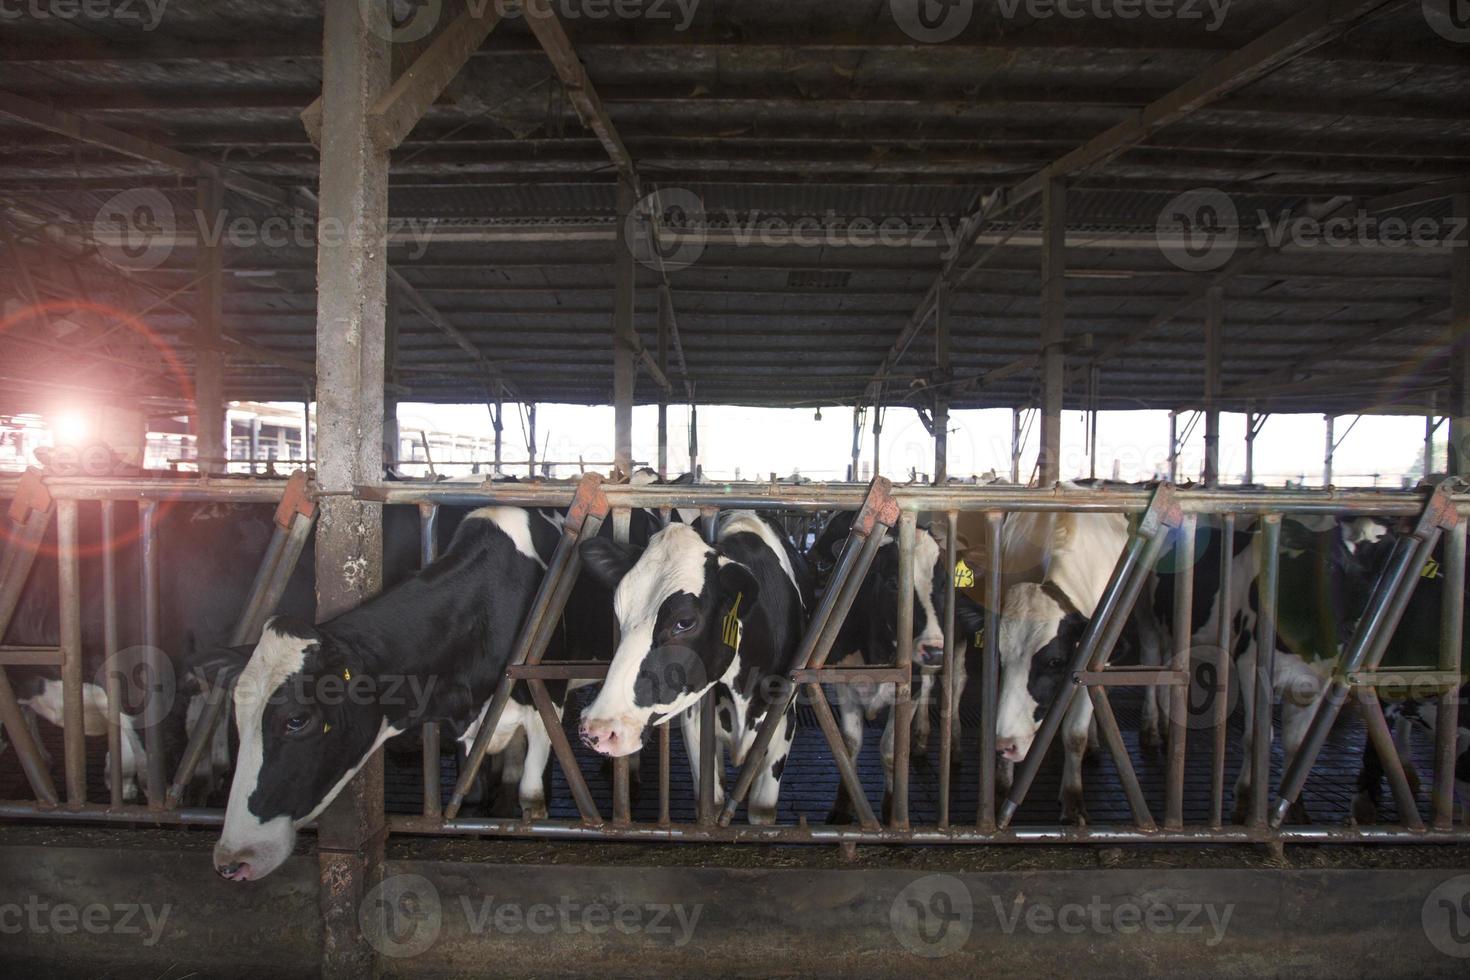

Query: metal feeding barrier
[[0, 469, 1466, 846]]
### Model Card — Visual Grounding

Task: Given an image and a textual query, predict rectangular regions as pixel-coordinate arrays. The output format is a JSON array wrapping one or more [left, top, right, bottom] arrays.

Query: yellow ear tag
[[322, 722, 331, 734], [954, 560, 975, 589], [722, 592, 744, 650], [342, 667, 352, 681], [1422, 557, 1441, 580]]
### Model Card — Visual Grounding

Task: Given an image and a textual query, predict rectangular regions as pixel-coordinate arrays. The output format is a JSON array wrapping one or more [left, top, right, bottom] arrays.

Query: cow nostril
[[215, 861, 252, 881]]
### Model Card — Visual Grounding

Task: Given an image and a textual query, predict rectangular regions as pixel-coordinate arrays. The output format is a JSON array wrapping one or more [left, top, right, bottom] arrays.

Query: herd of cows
[[1, 473, 1467, 884]]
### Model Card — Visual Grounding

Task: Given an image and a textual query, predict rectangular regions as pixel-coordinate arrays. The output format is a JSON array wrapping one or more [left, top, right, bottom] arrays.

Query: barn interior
[[1, 2, 1469, 977]]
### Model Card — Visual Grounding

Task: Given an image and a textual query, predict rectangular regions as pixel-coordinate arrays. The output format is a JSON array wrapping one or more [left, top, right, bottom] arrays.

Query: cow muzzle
[[915, 641, 945, 668], [995, 732, 1034, 762], [579, 715, 644, 757]]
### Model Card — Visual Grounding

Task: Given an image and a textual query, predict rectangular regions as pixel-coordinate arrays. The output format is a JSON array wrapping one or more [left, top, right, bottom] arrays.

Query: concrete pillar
[[310, 6, 389, 976], [1203, 285, 1223, 488], [195, 178, 226, 475], [613, 178, 636, 481], [1039, 178, 1066, 484]]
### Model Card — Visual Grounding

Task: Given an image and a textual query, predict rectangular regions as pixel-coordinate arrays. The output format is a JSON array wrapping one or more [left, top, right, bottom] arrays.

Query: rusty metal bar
[[101, 501, 123, 806], [444, 474, 608, 820], [419, 503, 441, 820], [697, 506, 719, 826], [1088, 686, 1157, 830], [1250, 513, 1282, 830], [612, 506, 632, 826], [938, 511, 958, 830], [1000, 485, 1180, 828], [1271, 483, 1457, 827], [1434, 520, 1465, 829], [719, 480, 898, 825], [139, 501, 165, 807], [658, 719, 671, 828], [57, 499, 85, 805], [979, 510, 1002, 832], [1166, 513, 1197, 830], [0, 476, 58, 804], [1356, 687, 1425, 831], [1211, 513, 1236, 830], [528, 678, 600, 824], [891, 511, 916, 829], [807, 683, 880, 831]]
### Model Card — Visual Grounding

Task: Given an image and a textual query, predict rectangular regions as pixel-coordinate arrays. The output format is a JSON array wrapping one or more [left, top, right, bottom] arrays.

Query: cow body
[[579, 511, 812, 824]]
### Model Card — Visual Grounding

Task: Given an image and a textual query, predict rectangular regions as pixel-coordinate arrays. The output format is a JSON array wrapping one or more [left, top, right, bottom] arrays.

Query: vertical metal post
[[977, 512, 1002, 831], [1087, 366, 1099, 482], [384, 295, 400, 471], [850, 406, 862, 482], [139, 501, 165, 807], [698, 508, 719, 824], [872, 404, 882, 478], [527, 403, 538, 477], [891, 512, 916, 829], [1210, 513, 1235, 830], [934, 280, 951, 484], [56, 499, 85, 805], [1204, 286, 1223, 488], [938, 511, 957, 829], [1167, 410, 1179, 483], [1166, 514, 1196, 830], [1250, 514, 1282, 829], [248, 418, 261, 475], [688, 401, 699, 481], [612, 507, 633, 825], [1009, 408, 1022, 484], [195, 177, 226, 476], [1323, 415, 1335, 487], [101, 501, 123, 806], [311, 4, 389, 974], [613, 178, 637, 481], [1245, 410, 1257, 485], [419, 503, 440, 820], [302, 391, 312, 463], [1039, 178, 1066, 485], [1449, 192, 1470, 476], [657, 286, 671, 480], [1434, 520, 1465, 829], [1426, 413, 1437, 479]]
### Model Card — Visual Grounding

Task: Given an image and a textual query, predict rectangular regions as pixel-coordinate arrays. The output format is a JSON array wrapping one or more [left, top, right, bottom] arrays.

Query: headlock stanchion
[[998, 483, 1186, 830], [418, 502, 442, 819], [719, 477, 900, 830], [167, 470, 318, 807], [1268, 479, 1462, 829], [444, 472, 610, 823], [0, 469, 59, 804]]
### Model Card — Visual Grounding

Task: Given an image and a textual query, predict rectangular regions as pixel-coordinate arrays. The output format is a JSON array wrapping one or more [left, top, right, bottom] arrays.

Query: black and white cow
[[993, 506, 1134, 824], [820, 513, 983, 820], [211, 506, 612, 881], [577, 510, 812, 825]]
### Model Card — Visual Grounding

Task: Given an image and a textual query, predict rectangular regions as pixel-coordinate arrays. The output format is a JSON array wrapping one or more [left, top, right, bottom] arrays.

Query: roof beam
[[0, 90, 289, 208], [861, 0, 1405, 402], [388, 267, 517, 401]]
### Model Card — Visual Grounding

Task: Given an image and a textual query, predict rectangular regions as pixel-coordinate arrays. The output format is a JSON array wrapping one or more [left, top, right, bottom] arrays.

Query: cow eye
[[672, 617, 696, 634], [283, 713, 313, 735], [1047, 657, 1065, 670]]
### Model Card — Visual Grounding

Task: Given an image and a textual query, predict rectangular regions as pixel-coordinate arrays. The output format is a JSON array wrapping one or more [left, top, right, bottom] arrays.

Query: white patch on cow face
[[582, 523, 712, 756], [1341, 517, 1388, 555], [466, 507, 546, 568], [912, 531, 944, 660], [995, 583, 1066, 760]]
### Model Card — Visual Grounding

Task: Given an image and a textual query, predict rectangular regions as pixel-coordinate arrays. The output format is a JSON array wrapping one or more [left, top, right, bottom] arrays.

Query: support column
[[850, 406, 862, 482], [383, 293, 399, 471], [1203, 285, 1223, 488], [491, 399, 503, 475], [1452, 193, 1470, 476], [872, 404, 882, 478], [195, 178, 226, 475], [612, 178, 636, 481], [1038, 178, 1066, 485], [311, 7, 389, 977], [688, 401, 699, 481], [1426, 412, 1437, 479], [1167, 410, 1179, 483], [527, 404, 538, 477], [933, 279, 951, 484], [1245, 408, 1257, 485], [657, 286, 671, 479], [1010, 407, 1022, 484], [1323, 415, 1335, 487]]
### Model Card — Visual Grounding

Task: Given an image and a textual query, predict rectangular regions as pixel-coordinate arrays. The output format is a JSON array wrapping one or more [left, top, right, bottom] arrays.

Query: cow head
[[864, 531, 947, 668], [212, 616, 403, 882], [995, 582, 1089, 761], [577, 523, 759, 757]]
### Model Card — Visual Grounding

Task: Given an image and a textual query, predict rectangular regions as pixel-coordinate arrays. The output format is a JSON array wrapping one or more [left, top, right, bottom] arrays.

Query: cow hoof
[[1284, 801, 1311, 826], [748, 804, 777, 826], [1061, 806, 1088, 828], [1350, 793, 1378, 827], [520, 798, 548, 822], [913, 734, 930, 757], [1138, 724, 1164, 757]]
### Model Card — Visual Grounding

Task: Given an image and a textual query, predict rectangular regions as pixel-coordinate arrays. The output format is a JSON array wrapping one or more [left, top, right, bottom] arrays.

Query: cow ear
[[580, 538, 641, 590], [183, 644, 254, 693], [716, 559, 761, 616]]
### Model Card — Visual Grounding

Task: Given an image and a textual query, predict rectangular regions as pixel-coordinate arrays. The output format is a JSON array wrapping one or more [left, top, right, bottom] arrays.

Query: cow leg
[[1060, 698, 1092, 825], [828, 690, 866, 824], [1232, 648, 1257, 825], [747, 710, 793, 826], [1134, 603, 1166, 754], [1393, 705, 1422, 800], [1353, 716, 1389, 825], [880, 707, 897, 824], [1277, 655, 1326, 825], [518, 713, 553, 821], [3, 705, 50, 767], [912, 673, 933, 757], [680, 705, 726, 811]]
